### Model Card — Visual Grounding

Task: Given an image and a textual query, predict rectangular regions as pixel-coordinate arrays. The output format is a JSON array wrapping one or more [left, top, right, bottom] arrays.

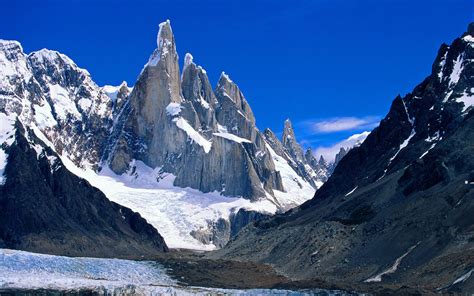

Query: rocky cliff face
[[103, 20, 324, 201], [213, 24, 474, 293]]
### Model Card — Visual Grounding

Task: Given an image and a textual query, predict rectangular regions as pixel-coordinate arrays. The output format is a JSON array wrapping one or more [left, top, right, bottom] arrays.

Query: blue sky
[[2, 0, 472, 159]]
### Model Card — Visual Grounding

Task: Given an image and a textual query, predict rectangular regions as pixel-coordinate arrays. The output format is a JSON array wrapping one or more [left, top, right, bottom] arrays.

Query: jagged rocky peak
[[106, 20, 284, 200], [215, 71, 256, 127], [0, 40, 29, 79], [317, 155, 327, 167], [263, 128, 287, 158], [263, 120, 328, 189], [147, 20, 178, 68], [282, 118, 304, 161], [334, 147, 347, 165], [102, 81, 132, 114], [108, 20, 188, 173], [181, 52, 218, 133]]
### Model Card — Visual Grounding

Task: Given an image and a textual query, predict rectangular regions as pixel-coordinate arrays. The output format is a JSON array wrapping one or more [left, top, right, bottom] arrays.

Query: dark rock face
[[0, 122, 168, 257], [229, 208, 271, 238], [213, 24, 474, 293], [191, 208, 272, 248]]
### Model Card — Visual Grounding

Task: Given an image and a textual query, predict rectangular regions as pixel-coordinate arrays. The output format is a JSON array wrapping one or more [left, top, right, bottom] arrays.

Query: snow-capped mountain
[[215, 23, 474, 291], [0, 20, 331, 250]]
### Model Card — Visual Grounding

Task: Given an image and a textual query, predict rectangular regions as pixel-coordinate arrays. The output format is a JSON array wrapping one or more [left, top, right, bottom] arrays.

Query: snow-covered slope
[[60, 154, 299, 250]]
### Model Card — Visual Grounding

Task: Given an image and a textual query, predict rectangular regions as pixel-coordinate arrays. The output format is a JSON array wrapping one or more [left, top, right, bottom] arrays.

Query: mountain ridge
[[212, 23, 474, 293]]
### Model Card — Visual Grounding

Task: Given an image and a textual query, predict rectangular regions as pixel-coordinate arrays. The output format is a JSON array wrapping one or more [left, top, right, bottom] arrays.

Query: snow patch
[[0, 112, 16, 146], [455, 90, 474, 113], [449, 54, 463, 87], [0, 112, 16, 185], [147, 20, 172, 67], [183, 53, 193, 70], [266, 144, 315, 210], [217, 124, 228, 133], [102, 82, 132, 103], [462, 35, 474, 43], [452, 269, 473, 286], [437, 51, 447, 80], [166, 102, 182, 116], [0, 149, 7, 185], [77, 98, 92, 111], [174, 117, 212, 153], [419, 143, 437, 159], [365, 242, 420, 283], [48, 84, 81, 121], [221, 71, 232, 83], [198, 95, 210, 109], [344, 186, 358, 197], [33, 102, 57, 129], [213, 132, 251, 143]]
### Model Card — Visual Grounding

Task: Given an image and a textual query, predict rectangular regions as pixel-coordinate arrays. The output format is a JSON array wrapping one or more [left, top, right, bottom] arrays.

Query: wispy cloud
[[302, 116, 380, 134], [314, 131, 370, 162]]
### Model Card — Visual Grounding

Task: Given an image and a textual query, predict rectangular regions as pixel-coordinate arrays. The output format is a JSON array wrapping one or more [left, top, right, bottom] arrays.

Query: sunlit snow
[[174, 117, 212, 153]]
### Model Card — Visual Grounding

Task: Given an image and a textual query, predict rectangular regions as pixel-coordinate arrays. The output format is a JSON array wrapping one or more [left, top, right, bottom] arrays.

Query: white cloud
[[314, 131, 370, 162], [305, 116, 380, 134]]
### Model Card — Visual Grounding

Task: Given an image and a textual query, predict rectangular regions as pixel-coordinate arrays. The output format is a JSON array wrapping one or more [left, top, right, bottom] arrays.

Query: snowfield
[[59, 156, 282, 250]]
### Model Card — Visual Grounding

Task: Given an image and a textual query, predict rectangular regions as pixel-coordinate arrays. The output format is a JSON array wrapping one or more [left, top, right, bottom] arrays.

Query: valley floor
[[0, 248, 448, 296], [0, 249, 357, 296]]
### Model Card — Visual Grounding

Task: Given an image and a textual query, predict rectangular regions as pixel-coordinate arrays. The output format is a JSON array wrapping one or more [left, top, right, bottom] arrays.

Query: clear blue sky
[[2, 0, 472, 159]]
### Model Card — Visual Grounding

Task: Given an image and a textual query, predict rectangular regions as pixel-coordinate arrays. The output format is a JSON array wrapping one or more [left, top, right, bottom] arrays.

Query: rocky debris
[[0, 121, 168, 257], [229, 208, 272, 238], [213, 23, 474, 294]]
